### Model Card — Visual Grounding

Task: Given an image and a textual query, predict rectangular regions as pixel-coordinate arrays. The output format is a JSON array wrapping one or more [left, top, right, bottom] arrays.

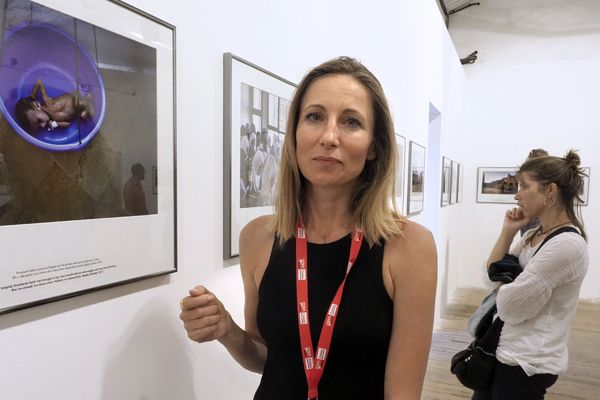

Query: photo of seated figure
[[14, 79, 94, 134]]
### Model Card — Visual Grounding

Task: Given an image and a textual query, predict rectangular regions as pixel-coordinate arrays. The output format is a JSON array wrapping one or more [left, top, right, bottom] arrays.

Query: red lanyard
[[295, 222, 364, 400]]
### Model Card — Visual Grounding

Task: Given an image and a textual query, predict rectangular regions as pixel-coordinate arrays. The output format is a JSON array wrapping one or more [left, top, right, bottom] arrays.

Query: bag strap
[[478, 313, 504, 351], [532, 226, 579, 258]]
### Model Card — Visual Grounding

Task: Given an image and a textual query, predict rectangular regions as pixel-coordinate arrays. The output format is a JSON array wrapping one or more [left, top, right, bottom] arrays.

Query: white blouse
[[486, 228, 589, 376]]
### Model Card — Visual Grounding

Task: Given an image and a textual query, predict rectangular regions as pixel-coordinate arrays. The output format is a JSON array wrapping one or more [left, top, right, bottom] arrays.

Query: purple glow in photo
[[0, 23, 106, 152]]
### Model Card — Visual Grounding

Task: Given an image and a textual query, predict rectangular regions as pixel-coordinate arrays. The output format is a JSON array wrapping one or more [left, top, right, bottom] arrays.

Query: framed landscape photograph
[[0, 0, 177, 314], [223, 53, 295, 258], [450, 160, 458, 204], [394, 133, 406, 214], [457, 163, 464, 203], [440, 156, 451, 207], [578, 167, 590, 206], [407, 141, 425, 216], [476, 167, 518, 204]]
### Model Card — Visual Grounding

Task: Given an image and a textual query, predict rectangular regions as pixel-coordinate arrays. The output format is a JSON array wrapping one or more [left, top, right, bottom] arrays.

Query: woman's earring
[[543, 197, 555, 208]]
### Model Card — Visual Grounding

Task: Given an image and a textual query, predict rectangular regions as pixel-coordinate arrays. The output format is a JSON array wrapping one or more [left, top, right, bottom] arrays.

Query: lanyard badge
[[295, 222, 363, 400]]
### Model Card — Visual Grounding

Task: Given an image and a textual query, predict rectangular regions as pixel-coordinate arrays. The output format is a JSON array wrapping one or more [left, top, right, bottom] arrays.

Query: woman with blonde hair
[[180, 56, 437, 399]]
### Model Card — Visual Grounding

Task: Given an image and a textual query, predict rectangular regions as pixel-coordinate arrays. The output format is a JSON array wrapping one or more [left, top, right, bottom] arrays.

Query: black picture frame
[[0, 0, 177, 315], [407, 141, 426, 216], [223, 53, 296, 259]]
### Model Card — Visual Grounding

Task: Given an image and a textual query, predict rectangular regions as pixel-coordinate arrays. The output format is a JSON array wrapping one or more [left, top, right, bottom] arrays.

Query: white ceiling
[[445, 0, 600, 34], [445, 0, 600, 65], [444, 0, 477, 12]]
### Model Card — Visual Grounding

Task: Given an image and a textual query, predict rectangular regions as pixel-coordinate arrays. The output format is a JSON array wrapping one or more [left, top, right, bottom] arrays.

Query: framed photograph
[[223, 53, 295, 258], [578, 167, 590, 206], [0, 0, 176, 314], [394, 133, 406, 214], [476, 167, 518, 204], [440, 156, 451, 207], [457, 163, 464, 203], [451, 160, 458, 204], [407, 141, 425, 216]]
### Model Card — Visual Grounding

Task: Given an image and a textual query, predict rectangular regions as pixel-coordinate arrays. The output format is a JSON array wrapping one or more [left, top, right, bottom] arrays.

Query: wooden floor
[[422, 288, 600, 400]]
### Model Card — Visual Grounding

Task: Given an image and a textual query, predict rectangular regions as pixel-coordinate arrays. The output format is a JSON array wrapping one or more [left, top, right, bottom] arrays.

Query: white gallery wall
[[447, 0, 600, 300], [0, 1, 467, 399]]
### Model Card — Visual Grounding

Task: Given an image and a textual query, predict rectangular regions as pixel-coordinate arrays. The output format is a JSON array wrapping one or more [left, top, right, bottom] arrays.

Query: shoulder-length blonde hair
[[271, 56, 403, 246]]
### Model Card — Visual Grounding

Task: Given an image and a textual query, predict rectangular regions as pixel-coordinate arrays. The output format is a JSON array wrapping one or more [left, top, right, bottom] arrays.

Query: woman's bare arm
[[383, 220, 437, 400], [179, 215, 273, 373]]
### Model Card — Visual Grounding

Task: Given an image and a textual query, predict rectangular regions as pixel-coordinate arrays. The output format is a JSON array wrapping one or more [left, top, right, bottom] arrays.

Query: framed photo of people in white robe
[[0, 0, 176, 314], [223, 53, 295, 259]]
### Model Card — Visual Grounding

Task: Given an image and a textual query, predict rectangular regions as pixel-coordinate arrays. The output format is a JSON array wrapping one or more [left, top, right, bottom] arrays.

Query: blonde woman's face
[[295, 74, 375, 190]]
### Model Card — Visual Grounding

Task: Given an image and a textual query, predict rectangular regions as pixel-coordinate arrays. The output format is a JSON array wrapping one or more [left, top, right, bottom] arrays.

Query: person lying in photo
[[15, 79, 94, 134]]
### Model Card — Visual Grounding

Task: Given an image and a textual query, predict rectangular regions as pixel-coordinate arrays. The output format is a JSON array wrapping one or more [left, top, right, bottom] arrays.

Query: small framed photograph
[[394, 133, 406, 214], [457, 163, 464, 203], [223, 53, 296, 258], [476, 167, 518, 204], [441, 156, 451, 207], [451, 160, 458, 204], [407, 141, 426, 216], [578, 167, 590, 206]]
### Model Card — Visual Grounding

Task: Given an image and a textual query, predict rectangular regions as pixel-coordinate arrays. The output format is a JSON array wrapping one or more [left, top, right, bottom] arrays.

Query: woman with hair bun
[[475, 150, 589, 400]]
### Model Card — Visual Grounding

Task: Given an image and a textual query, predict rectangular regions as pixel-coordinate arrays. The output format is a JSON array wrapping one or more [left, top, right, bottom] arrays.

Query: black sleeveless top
[[254, 234, 393, 400]]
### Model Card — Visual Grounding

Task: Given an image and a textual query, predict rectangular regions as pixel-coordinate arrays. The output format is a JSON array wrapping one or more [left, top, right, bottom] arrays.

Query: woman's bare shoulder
[[384, 219, 436, 281], [386, 219, 434, 251], [239, 215, 276, 277], [240, 215, 276, 244]]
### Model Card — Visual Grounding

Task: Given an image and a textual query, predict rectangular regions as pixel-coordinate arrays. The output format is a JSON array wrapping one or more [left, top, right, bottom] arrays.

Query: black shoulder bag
[[450, 226, 579, 391]]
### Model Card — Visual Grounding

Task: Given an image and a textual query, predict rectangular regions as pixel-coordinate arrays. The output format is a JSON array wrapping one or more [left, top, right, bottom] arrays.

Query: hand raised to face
[[503, 207, 532, 234]]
